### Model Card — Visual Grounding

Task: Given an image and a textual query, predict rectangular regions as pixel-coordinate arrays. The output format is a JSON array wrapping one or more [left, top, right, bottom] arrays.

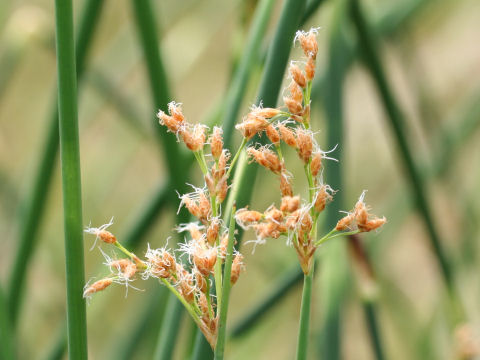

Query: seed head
[[230, 253, 244, 285], [280, 171, 294, 197], [194, 269, 208, 293], [278, 124, 297, 148], [288, 81, 303, 104], [314, 185, 334, 213], [310, 152, 322, 177], [84, 218, 116, 249], [206, 218, 221, 245], [178, 272, 195, 304], [289, 63, 306, 88], [235, 114, 269, 139], [247, 146, 282, 174], [145, 246, 177, 279], [181, 124, 207, 152], [193, 246, 217, 276], [83, 278, 113, 298], [280, 195, 300, 213], [235, 208, 263, 229], [109, 259, 137, 279], [265, 125, 280, 144], [336, 213, 355, 231], [296, 129, 313, 163], [305, 57, 315, 81], [295, 28, 319, 59], [210, 126, 223, 159], [284, 97, 303, 115]]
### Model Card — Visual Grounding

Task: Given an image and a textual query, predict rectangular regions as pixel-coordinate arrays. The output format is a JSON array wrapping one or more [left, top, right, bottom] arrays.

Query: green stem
[[315, 229, 361, 246], [363, 300, 386, 360], [296, 270, 314, 360], [214, 206, 237, 359], [226, 137, 247, 178], [54, 0, 88, 357], [7, 0, 105, 327], [0, 286, 14, 360]]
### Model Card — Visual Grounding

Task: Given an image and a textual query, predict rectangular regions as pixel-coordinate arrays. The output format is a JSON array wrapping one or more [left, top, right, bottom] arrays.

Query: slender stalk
[[296, 271, 313, 360], [7, 0, 105, 327], [0, 286, 14, 360], [363, 301, 386, 360], [54, 0, 87, 357], [214, 206, 237, 359], [349, 0, 463, 319]]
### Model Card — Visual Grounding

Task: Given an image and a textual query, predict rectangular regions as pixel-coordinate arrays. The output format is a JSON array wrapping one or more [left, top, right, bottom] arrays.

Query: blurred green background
[[1, 0, 480, 359]]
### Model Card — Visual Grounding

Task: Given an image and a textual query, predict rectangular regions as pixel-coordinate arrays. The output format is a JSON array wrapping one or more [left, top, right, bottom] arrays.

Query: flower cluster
[[83, 27, 386, 351], [234, 28, 386, 274], [84, 105, 246, 348]]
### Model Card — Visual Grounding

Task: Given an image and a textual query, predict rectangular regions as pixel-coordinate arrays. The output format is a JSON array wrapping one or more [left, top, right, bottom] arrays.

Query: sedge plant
[[83, 28, 386, 358]]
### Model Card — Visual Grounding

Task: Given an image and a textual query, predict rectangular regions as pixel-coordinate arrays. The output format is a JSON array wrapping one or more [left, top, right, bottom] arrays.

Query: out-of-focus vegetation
[[1, 0, 480, 359]]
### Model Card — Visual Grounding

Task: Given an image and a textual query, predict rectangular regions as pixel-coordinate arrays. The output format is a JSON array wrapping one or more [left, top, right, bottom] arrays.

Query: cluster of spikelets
[[84, 110, 245, 347], [234, 28, 386, 274], [83, 27, 386, 349]]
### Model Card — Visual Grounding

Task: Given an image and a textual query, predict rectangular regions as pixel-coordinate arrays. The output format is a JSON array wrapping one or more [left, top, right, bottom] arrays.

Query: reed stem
[[296, 271, 314, 360], [214, 206, 237, 359], [54, 0, 88, 357]]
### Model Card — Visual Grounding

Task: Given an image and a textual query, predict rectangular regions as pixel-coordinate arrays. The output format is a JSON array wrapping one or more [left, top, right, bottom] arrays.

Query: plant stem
[[214, 206, 237, 359], [0, 286, 14, 360], [296, 271, 313, 360], [54, 0, 88, 357], [7, 0, 105, 327]]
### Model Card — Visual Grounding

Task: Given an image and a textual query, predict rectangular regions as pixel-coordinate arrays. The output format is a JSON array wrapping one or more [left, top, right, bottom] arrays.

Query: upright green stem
[[0, 286, 14, 360], [54, 0, 87, 357], [296, 270, 314, 360], [7, 0, 105, 327], [214, 206, 237, 359]]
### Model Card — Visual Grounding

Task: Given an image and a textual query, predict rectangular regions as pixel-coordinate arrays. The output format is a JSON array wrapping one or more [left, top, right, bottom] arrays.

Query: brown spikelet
[[195, 269, 208, 293], [98, 230, 116, 244], [235, 115, 269, 139], [289, 81, 303, 104], [235, 209, 263, 226], [193, 247, 217, 276], [280, 172, 293, 197], [310, 152, 322, 177], [296, 129, 313, 163], [314, 185, 333, 213], [289, 64, 306, 88], [305, 57, 315, 81], [265, 125, 280, 144], [230, 254, 244, 285], [206, 218, 220, 245], [284, 97, 303, 115], [336, 213, 355, 231], [247, 147, 282, 174], [216, 176, 228, 203], [83, 278, 113, 298], [210, 126, 223, 159], [181, 124, 206, 152], [280, 195, 300, 213], [278, 124, 297, 148], [178, 273, 195, 304]]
